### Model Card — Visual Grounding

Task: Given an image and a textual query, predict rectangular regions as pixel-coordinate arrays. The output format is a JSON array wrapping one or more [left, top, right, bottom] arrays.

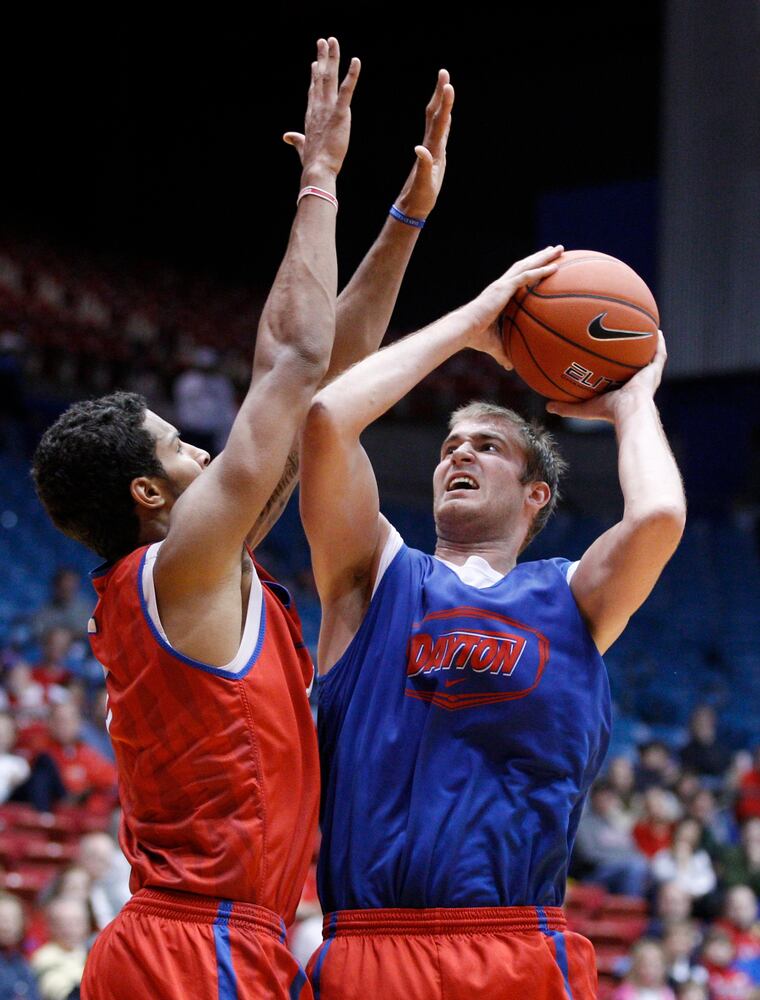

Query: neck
[[433, 537, 519, 576], [137, 513, 170, 547]]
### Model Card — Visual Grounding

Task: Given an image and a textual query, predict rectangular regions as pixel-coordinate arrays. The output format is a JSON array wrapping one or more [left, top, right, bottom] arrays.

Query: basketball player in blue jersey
[[299, 245, 686, 1000]]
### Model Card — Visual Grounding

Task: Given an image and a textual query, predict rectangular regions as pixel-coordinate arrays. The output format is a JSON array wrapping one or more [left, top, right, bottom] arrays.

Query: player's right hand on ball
[[283, 37, 361, 177], [467, 246, 564, 367]]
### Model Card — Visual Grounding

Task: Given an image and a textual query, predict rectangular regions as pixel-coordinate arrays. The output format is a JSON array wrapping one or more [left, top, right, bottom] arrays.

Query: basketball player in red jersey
[[31, 40, 455, 1000]]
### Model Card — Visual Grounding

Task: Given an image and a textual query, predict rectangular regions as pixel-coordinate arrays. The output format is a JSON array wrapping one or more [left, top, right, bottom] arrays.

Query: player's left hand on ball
[[546, 330, 668, 422], [393, 69, 455, 221], [468, 245, 564, 347]]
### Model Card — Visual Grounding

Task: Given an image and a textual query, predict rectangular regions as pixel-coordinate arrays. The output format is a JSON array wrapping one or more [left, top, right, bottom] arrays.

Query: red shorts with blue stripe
[[306, 906, 596, 1000], [81, 888, 311, 1000]]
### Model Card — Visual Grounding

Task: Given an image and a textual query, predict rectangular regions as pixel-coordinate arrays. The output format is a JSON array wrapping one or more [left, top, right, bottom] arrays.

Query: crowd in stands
[[570, 714, 760, 998], [0, 237, 532, 462]]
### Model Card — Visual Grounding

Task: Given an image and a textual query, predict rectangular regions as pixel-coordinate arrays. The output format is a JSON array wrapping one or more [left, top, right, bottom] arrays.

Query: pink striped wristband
[[297, 186, 338, 210]]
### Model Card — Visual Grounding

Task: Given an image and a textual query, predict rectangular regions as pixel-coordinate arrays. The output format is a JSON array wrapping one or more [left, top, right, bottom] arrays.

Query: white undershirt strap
[[141, 541, 264, 674]]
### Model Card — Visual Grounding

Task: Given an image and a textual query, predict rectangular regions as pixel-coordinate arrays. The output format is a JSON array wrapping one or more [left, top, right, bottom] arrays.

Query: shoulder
[[516, 556, 578, 583]]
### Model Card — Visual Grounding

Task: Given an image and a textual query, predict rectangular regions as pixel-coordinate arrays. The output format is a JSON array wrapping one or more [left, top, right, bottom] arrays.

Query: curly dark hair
[[32, 392, 166, 562]]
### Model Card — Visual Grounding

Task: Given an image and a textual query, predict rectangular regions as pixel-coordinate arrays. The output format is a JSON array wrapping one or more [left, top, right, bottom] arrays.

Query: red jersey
[[88, 542, 319, 924]]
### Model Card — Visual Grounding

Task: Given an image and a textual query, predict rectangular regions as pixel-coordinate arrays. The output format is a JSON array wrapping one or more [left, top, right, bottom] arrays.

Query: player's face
[[143, 410, 211, 498], [432, 418, 529, 534]]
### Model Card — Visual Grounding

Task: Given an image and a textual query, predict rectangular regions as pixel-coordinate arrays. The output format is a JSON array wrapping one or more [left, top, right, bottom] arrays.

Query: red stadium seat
[[599, 893, 648, 918], [2, 864, 54, 900]]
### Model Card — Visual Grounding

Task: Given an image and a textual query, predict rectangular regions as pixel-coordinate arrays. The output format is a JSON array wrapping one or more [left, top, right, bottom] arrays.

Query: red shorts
[[81, 888, 311, 1000], [306, 905, 597, 1000]]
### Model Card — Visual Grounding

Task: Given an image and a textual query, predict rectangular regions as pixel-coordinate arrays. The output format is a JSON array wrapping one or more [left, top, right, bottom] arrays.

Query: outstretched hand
[[467, 246, 564, 368], [546, 330, 668, 423], [283, 37, 361, 177], [394, 69, 455, 220]]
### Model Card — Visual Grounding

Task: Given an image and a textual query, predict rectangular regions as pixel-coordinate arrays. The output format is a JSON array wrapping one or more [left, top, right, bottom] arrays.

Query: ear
[[526, 481, 551, 512], [130, 476, 167, 512]]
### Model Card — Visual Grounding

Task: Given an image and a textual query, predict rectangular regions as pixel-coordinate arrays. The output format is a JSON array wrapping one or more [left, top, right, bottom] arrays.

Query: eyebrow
[[166, 430, 180, 445], [441, 429, 509, 450]]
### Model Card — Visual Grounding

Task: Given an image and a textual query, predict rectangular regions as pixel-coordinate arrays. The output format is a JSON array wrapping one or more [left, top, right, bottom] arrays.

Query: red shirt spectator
[[699, 927, 754, 1000], [39, 702, 116, 815], [633, 787, 678, 857], [714, 886, 760, 962], [31, 628, 74, 696], [737, 748, 760, 824]]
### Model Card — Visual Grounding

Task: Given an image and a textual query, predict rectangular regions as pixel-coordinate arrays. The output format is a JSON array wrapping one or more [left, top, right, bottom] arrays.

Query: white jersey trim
[[141, 541, 264, 675], [371, 524, 404, 598], [564, 560, 580, 583]]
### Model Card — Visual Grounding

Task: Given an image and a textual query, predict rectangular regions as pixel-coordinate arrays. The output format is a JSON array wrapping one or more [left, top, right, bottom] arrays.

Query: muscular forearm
[[254, 165, 339, 377], [613, 389, 686, 527], [314, 302, 479, 436], [328, 215, 422, 378]]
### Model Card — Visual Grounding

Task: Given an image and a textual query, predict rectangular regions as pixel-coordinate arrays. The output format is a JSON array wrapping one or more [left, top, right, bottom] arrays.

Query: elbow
[[287, 335, 332, 382], [257, 322, 332, 388], [633, 502, 687, 551], [279, 339, 331, 389], [303, 391, 359, 450], [304, 394, 342, 439]]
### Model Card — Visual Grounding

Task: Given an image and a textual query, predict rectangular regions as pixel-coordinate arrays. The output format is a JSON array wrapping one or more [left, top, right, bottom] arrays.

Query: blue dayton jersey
[[317, 541, 611, 912]]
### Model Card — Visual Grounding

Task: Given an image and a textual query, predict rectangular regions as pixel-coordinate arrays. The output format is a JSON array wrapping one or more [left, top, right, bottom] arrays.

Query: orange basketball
[[502, 250, 659, 402]]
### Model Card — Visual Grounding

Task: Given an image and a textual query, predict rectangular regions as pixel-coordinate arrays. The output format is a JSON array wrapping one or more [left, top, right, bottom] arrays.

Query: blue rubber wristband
[[389, 204, 426, 228]]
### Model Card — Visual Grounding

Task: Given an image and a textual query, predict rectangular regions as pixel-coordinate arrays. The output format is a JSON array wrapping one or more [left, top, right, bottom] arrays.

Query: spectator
[[698, 926, 754, 1000], [719, 820, 760, 897], [651, 819, 718, 901], [3, 661, 47, 724], [715, 886, 760, 962], [636, 741, 679, 792], [675, 983, 708, 1000], [0, 890, 41, 1000], [27, 702, 117, 815], [612, 939, 676, 999], [662, 921, 708, 991], [30, 897, 88, 1000], [0, 712, 30, 803], [606, 754, 637, 814], [172, 346, 236, 455], [77, 833, 130, 930], [680, 706, 732, 781], [648, 882, 694, 939], [31, 570, 92, 641], [38, 864, 93, 911], [634, 786, 679, 857], [574, 783, 650, 896], [78, 689, 114, 763], [737, 747, 760, 825], [31, 629, 74, 698], [686, 787, 737, 856]]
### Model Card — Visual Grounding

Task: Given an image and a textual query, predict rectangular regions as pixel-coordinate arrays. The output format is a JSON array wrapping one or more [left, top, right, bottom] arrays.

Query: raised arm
[[328, 68, 454, 375], [247, 70, 454, 548], [546, 333, 686, 654], [301, 247, 563, 670], [156, 39, 359, 595]]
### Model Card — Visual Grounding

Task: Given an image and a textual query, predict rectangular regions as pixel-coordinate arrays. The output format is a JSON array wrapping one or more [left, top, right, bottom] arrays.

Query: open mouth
[[446, 475, 479, 492]]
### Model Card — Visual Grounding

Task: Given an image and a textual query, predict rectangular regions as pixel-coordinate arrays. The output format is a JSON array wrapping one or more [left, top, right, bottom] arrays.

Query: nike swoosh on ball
[[587, 313, 653, 340]]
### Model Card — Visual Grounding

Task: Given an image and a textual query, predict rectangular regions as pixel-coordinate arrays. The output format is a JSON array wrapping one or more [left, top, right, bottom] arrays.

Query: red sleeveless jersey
[[88, 542, 319, 924]]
